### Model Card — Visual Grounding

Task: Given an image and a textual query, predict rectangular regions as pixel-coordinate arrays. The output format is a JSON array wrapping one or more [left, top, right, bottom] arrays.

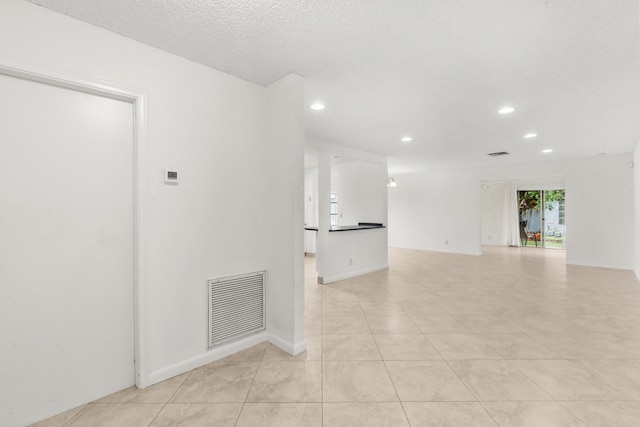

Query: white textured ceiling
[[29, 0, 640, 173]]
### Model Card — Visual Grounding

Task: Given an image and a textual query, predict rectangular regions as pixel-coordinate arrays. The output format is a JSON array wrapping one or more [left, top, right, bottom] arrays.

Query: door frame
[[0, 58, 149, 388]]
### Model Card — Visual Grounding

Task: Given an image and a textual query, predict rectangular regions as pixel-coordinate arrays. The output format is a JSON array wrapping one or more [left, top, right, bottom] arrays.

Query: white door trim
[[0, 57, 149, 388]]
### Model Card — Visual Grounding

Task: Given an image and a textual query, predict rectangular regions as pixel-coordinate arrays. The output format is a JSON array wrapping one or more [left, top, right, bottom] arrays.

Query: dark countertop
[[305, 222, 385, 232]]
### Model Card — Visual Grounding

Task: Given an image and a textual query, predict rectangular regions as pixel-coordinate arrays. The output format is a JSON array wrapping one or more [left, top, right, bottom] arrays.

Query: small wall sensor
[[164, 169, 179, 184]]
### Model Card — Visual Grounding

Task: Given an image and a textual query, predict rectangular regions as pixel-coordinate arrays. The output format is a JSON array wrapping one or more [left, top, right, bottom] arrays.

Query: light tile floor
[[33, 247, 640, 426]]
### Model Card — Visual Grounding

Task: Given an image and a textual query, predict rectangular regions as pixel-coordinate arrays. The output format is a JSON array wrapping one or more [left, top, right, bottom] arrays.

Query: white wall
[[264, 74, 306, 353], [560, 156, 633, 269], [480, 182, 509, 246], [332, 160, 387, 226], [309, 139, 389, 283], [390, 154, 635, 270], [389, 169, 482, 255], [634, 142, 640, 280], [304, 167, 318, 253], [480, 177, 565, 246], [319, 227, 389, 282], [0, 1, 304, 425]]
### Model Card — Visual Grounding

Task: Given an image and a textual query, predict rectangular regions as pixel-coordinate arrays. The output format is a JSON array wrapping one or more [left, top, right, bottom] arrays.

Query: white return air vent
[[208, 271, 266, 349]]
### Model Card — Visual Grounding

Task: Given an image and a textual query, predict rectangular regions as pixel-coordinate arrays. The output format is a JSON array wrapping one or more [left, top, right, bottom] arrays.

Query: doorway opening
[[518, 189, 565, 249]]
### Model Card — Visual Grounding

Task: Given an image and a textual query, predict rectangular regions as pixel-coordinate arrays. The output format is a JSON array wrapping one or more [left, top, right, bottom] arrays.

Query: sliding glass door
[[518, 189, 565, 249]]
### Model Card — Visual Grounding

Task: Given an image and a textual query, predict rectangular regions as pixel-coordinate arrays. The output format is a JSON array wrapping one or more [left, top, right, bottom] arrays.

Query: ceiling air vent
[[487, 151, 510, 157]]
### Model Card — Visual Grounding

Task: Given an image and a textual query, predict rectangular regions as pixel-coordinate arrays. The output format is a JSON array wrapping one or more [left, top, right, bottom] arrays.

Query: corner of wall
[[264, 73, 306, 353], [634, 141, 640, 281], [267, 333, 307, 356], [148, 332, 268, 385]]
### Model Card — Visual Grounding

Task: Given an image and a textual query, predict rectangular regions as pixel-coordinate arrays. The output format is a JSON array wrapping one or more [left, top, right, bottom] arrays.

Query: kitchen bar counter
[[304, 222, 385, 232]]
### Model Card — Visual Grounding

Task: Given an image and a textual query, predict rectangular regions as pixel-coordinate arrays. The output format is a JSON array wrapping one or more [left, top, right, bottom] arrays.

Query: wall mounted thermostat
[[164, 169, 179, 184]]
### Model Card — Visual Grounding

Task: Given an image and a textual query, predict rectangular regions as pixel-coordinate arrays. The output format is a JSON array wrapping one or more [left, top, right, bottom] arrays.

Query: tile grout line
[[232, 344, 267, 426], [556, 399, 607, 426], [59, 404, 91, 427], [362, 307, 411, 426], [502, 358, 562, 403], [145, 371, 192, 426], [428, 335, 503, 426], [563, 358, 638, 400]]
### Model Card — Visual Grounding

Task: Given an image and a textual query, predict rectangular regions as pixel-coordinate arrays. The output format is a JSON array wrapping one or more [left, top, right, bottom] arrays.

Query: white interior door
[[0, 74, 134, 427]]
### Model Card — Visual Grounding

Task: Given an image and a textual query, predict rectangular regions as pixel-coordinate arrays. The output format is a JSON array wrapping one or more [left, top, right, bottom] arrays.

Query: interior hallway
[[34, 247, 640, 426]]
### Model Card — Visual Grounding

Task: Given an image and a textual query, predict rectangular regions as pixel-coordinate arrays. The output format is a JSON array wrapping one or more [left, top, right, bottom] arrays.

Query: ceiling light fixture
[[401, 136, 413, 143], [310, 103, 325, 110], [387, 177, 398, 187], [524, 133, 538, 139], [542, 149, 553, 153], [498, 106, 515, 114]]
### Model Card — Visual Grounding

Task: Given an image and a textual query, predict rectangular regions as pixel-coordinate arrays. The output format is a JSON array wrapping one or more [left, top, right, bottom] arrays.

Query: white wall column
[[634, 141, 640, 280], [265, 73, 306, 353], [315, 149, 332, 283]]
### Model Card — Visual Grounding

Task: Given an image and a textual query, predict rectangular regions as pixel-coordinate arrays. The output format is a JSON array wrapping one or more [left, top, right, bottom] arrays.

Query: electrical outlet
[[349, 258, 353, 266], [444, 240, 449, 245]]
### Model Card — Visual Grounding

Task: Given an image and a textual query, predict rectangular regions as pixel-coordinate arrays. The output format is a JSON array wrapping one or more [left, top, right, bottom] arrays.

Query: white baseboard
[[321, 263, 389, 284], [389, 245, 481, 257], [438, 248, 482, 256], [147, 332, 310, 388], [292, 339, 308, 355], [267, 333, 307, 355], [566, 260, 633, 271], [147, 331, 267, 386]]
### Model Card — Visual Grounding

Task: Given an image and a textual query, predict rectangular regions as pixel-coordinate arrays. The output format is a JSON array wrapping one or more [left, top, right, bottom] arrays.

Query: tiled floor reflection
[[33, 247, 640, 426]]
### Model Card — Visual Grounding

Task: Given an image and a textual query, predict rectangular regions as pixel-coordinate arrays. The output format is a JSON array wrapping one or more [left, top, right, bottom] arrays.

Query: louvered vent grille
[[208, 271, 265, 349]]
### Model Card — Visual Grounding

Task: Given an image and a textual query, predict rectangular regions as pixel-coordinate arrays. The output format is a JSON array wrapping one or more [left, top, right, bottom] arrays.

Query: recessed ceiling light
[[542, 149, 553, 153], [524, 133, 538, 139], [310, 103, 325, 110], [401, 136, 413, 142], [498, 106, 515, 114]]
